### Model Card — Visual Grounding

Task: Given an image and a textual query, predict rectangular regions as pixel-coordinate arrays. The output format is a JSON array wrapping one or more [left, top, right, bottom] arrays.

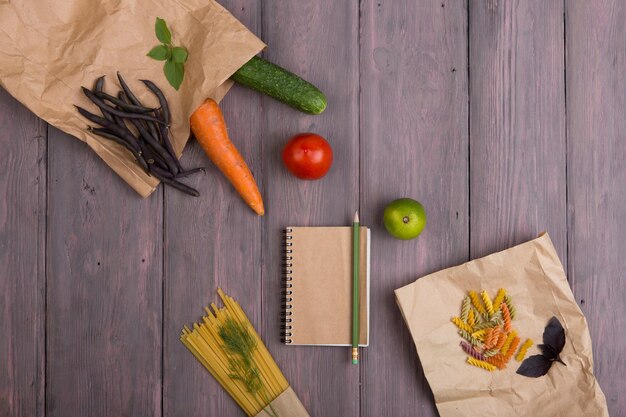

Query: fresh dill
[[220, 318, 279, 417]]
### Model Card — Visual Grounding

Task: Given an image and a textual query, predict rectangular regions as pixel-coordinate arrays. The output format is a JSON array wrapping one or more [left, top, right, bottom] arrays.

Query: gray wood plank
[[360, 1, 469, 416], [0, 89, 46, 417], [162, 2, 264, 416], [566, 2, 626, 414], [469, 0, 567, 261], [260, 1, 360, 416], [46, 125, 162, 415]]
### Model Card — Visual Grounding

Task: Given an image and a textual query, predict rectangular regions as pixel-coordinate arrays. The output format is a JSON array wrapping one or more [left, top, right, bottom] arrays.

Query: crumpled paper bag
[[0, 0, 265, 196], [395, 233, 609, 417], [254, 387, 310, 417]]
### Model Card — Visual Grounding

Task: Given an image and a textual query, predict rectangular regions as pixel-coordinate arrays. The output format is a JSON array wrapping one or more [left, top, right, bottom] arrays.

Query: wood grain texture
[[566, 2, 626, 414], [46, 126, 162, 416], [162, 2, 264, 416], [0, 89, 46, 417], [1, 1, 626, 416], [359, 1, 468, 416], [260, 1, 360, 416], [469, 0, 567, 261]]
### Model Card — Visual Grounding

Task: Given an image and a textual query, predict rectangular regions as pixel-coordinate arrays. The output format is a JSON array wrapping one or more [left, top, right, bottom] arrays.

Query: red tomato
[[282, 133, 333, 180]]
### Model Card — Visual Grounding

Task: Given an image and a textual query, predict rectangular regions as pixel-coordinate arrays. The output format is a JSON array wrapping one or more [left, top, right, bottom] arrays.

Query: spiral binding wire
[[281, 228, 293, 344]]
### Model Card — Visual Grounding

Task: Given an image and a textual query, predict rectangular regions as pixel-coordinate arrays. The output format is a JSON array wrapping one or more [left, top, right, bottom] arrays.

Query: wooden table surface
[[1, 1, 625, 416]]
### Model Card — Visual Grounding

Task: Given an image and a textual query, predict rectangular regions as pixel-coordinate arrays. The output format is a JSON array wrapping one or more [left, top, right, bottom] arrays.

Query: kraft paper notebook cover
[[282, 226, 370, 346]]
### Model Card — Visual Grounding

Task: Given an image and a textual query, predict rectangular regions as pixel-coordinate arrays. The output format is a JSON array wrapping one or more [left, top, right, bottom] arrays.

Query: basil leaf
[[537, 343, 558, 360], [147, 45, 171, 61], [171, 47, 188, 64], [543, 316, 566, 354], [516, 355, 553, 377], [155, 17, 172, 44], [163, 60, 184, 90]]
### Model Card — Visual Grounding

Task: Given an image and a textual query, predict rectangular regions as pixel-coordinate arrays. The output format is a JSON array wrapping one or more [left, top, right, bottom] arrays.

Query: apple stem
[[403, 216, 410, 224]]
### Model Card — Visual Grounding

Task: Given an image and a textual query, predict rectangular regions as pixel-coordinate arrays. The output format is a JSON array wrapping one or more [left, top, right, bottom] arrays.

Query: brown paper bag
[[0, 0, 265, 196], [254, 386, 310, 417], [395, 234, 609, 417]]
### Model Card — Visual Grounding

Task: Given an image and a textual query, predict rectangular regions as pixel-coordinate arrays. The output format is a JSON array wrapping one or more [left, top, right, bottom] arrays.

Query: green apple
[[383, 198, 427, 240]]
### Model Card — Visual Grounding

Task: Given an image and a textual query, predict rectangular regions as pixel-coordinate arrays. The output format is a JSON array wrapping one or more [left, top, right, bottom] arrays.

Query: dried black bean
[[174, 167, 205, 179], [141, 79, 170, 125], [75, 106, 142, 153], [156, 116, 182, 171], [81, 87, 166, 125], [95, 91, 154, 113], [94, 75, 105, 93], [88, 127, 148, 171], [116, 71, 142, 106], [127, 118, 178, 175], [137, 140, 168, 170], [148, 164, 174, 179], [149, 169, 200, 197]]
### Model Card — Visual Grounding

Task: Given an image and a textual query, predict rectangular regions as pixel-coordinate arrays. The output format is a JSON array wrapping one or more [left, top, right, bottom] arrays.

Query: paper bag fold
[[394, 234, 609, 417], [254, 386, 310, 417], [0, 0, 265, 196]]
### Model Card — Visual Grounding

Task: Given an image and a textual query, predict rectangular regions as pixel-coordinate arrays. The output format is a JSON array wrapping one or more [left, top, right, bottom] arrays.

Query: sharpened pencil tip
[[354, 210, 359, 223]]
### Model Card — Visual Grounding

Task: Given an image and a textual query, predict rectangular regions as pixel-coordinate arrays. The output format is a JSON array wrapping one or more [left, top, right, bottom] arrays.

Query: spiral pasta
[[481, 290, 495, 316], [467, 357, 497, 371], [482, 328, 497, 349], [461, 296, 471, 322], [467, 309, 475, 327], [460, 341, 486, 361], [492, 288, 506, 312], [485, 353, 508, 370], [494, 331, 507, 350], [482, 349, 499, 358], [453, 288, 526, 372], [473, 319, 498, 331], [458, 330, 482, 348], [471, 329, 488, 339], [500, 331, 518, 354], [469, 290, 486, 315], [504, 336, 520, 362], [451, 316, 473, 333], [504, 294, 516, 319], [515, 338, 534, 361], [501, 303, 512, 332]]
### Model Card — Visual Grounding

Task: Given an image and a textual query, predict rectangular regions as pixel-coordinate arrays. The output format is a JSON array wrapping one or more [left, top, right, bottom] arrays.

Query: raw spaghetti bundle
[[451, 288, 532, 371], [181, 289, 309, 417]]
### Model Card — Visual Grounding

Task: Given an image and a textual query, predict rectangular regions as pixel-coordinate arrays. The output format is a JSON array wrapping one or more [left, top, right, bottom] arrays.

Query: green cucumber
[[231, 56, 327, 115]]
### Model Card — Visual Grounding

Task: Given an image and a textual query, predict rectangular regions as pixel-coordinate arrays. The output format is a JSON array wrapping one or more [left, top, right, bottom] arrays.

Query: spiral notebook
[[282, 226, 370, 346]]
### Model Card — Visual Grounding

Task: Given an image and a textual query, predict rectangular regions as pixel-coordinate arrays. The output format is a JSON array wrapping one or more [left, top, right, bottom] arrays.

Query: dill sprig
[[219, 318, 278, 417]]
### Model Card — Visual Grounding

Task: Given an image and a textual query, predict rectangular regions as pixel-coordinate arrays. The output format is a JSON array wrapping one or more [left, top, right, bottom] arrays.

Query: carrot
[[190, 98, 264, 215]]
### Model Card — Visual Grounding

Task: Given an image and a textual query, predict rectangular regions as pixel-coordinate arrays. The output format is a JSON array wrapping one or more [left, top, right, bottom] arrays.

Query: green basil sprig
[[147, 18, 188, 90]]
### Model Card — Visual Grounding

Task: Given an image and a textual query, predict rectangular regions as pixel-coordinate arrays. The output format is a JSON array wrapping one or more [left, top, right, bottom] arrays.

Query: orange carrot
[[190, 98, 264, 215]]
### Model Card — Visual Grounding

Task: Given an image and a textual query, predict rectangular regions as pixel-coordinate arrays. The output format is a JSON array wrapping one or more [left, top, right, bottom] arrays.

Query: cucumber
[[231, 56, 327, 115]]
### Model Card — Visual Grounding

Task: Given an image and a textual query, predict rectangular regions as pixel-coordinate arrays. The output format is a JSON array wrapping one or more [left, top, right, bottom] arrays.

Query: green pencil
[[352, 210, 360, 364]]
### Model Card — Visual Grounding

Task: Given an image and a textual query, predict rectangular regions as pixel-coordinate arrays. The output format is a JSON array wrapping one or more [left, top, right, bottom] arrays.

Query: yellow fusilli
[[467, 309, 476, 327], [467, 357, 497, 371], [472, 329, 488, 340], [500, 331, 518, 354], [469, 290, 486, 315], [481, 290, 495, 316], [492, 288, 506, 312], [451, 316, 473, 333], [515, 338, 534, 361], [504, 336, 520, 361]]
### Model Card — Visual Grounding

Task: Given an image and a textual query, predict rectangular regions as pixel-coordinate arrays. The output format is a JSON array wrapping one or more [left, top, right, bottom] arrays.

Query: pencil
[[352, 210, 360, 364]]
